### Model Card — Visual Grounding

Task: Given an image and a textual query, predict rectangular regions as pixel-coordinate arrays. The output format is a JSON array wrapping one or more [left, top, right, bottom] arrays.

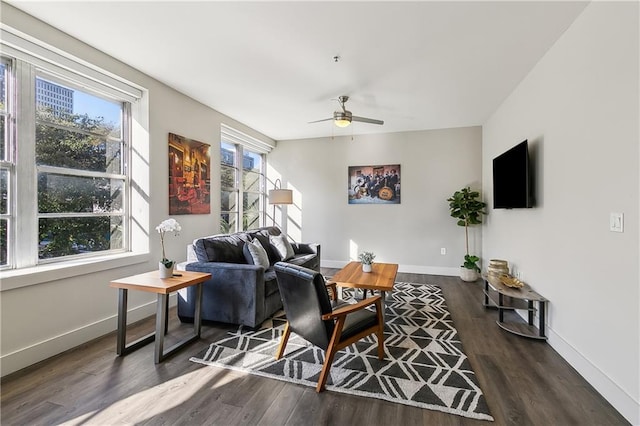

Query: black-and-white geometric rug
[[190, 282, 494, 421]]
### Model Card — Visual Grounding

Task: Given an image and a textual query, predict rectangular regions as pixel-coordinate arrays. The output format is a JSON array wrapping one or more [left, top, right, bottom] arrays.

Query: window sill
[[0, 252, 151, 292]]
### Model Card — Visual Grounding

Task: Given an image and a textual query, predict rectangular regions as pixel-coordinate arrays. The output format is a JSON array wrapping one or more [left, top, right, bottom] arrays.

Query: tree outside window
[[35, 76, 126, 260]]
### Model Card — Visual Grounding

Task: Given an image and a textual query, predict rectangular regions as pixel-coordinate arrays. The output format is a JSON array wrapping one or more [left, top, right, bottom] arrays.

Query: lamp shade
[[268, 188, 293, 205]]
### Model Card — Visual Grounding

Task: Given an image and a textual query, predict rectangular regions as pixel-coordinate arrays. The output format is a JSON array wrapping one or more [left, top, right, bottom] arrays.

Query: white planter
[[362, 263, 372, 273], [159, 261, 174, 279], [460, 267, 478, 282]]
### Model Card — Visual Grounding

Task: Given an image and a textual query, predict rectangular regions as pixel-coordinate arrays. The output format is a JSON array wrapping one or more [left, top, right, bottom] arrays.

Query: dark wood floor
[[1, 270, 629, 425]]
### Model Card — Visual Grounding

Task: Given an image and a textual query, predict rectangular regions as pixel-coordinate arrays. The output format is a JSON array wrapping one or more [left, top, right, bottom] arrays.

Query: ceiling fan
[[309, 95, 384, 128]]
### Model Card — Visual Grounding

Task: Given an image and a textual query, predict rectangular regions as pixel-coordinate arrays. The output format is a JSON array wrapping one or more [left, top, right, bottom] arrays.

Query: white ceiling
[[8, 1, 588, 141]]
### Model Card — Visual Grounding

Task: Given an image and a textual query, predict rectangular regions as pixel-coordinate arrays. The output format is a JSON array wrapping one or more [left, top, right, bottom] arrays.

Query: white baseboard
[[546, 326, 639, 425], [321, 259, 459, 277], [0, 295, 177, 377]]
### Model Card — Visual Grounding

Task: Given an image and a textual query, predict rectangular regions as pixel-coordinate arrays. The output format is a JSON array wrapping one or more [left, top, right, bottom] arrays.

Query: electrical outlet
[[440, 248, 446, 255]]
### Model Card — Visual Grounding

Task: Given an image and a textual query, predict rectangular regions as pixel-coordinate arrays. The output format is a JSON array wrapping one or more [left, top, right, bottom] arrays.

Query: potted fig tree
[[447, 187, 487, 282]]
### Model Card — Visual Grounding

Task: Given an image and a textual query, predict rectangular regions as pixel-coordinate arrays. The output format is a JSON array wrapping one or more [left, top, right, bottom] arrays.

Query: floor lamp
[[268, 179, 293, 227]]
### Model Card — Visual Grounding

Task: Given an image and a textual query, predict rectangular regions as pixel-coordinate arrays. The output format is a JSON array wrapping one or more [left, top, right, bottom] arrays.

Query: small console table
[[482, 276, 548, 340], [110, 270, 211, 363]]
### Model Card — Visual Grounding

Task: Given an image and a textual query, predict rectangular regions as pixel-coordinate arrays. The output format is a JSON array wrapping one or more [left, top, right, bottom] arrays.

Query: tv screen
[[492, 140, 533, 209]]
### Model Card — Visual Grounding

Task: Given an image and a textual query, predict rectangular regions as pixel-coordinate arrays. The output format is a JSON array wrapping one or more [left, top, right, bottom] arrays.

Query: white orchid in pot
[[156, 218, 181, 278]]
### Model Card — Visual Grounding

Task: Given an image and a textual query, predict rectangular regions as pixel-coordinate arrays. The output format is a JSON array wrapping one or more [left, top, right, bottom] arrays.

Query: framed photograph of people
[[348, 164, 401, 204]]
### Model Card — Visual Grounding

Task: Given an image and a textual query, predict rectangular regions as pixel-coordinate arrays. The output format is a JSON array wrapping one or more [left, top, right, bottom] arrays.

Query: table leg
[[380, 290, 386, 324], [539, 301, 546, 338], [116, 288, 155, 357], [484, 280, 489, 306], [154, 285, 203, 363], [528, 300, 534, 325], [194, 283, 203, 337], [154, 294, 168, 363], [164, 295, 170, 335], [116, 288, 128, 355], [498, 293, 505, 322]]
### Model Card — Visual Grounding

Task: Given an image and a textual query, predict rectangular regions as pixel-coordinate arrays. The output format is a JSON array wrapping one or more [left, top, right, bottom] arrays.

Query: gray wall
[[482, 3, 639, 423], [268, 127, 483, 275], [0, 4, 274, 376]]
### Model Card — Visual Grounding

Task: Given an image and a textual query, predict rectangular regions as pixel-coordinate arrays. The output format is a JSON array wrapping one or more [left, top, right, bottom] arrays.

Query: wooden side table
[[110, 270, 211, 363], [331, 261, 398, 323], [483, 276, 548, 340]]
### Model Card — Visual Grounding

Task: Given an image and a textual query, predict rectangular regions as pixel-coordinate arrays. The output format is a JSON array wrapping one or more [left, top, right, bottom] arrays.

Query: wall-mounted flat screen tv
[[492, 140, 533, 209]]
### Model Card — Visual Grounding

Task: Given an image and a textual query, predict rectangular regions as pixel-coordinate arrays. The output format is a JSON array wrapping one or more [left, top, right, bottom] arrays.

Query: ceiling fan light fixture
[[309, 96, 383, 128], [333, 110, 352, 128], [334, 118, 351, 128]]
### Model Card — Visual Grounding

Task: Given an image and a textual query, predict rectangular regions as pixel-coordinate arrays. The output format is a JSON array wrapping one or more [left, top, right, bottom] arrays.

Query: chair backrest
[[274, 262, 334, 350]]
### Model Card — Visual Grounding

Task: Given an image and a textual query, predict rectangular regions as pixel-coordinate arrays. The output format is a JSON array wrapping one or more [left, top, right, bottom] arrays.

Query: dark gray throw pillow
[[253, 233, 281, 264], [196, 237, 246, 264]]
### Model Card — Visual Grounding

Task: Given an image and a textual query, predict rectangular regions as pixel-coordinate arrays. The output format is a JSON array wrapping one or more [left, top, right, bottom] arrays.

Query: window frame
[[220, 128, 267, 233], [0, 56, 15, 270], [241, 148, 265, 231], [0, 50, 135, 271], [220, 141, 239, 233]]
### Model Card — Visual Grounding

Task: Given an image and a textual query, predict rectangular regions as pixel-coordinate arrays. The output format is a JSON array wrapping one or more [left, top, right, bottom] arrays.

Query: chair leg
[[376, 322, 385, 360], [375, 298, 385, 360], [275, 322, 291, 360], [316, 317, 345, 392], [316, 345, 339, 392]]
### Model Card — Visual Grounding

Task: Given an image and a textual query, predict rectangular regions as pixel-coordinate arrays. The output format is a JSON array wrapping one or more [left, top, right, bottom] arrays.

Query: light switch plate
[[610, 212, 624, 232]]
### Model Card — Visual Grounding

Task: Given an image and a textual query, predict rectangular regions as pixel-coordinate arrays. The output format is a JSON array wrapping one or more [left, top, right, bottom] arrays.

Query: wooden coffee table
[[110, 270, 211, 363], [331, 261, 399, 323]]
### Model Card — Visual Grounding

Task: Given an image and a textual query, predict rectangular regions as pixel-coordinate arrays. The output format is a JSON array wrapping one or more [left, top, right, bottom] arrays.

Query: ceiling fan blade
[[308, 117, 333, 124], [352, 116, 384, 125]]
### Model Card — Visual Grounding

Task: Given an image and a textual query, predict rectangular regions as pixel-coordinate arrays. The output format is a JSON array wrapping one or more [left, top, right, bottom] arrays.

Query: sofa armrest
[[182, 261, 267, 327], [185, 261, 266, 293]]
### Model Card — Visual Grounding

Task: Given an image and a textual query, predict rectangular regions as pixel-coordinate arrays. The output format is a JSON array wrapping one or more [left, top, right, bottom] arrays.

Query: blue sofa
[[178, 226, 320, 328]]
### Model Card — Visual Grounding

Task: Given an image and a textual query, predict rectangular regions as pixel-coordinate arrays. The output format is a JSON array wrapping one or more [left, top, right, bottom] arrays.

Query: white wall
[[0, 5, 274, 376], [482, 3, 639, 423], [268, 127, 483, 275]]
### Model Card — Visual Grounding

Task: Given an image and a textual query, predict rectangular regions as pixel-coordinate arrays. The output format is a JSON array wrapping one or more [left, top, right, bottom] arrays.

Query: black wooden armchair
[[273, 262, 384, 392]]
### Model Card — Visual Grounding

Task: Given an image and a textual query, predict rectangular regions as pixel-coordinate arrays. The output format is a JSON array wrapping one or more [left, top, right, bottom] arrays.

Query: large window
[[35, 75, 126, 260], [0, 48, 136, 270], [220, 126, 268, 233]]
